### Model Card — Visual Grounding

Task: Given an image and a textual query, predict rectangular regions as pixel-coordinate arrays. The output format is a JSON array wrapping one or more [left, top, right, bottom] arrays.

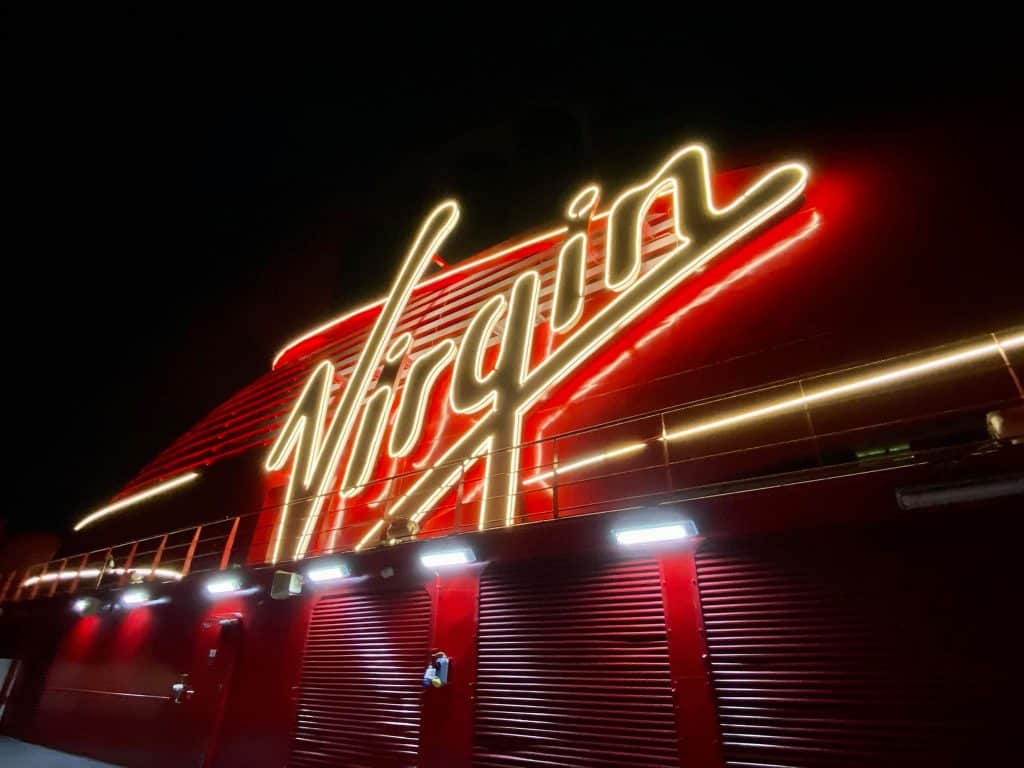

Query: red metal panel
[[72, 128, 1023, 562], [20, 598, 245, 768], [289, 587, 432, 767], [658, 547, 725, 767], [695, 525, 1014, 767], [473, 558, 680, 767], [421, 566, 482, 768]]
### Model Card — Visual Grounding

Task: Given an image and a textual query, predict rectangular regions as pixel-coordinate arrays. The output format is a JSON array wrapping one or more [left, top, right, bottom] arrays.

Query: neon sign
[[266, 144, 809, 562]]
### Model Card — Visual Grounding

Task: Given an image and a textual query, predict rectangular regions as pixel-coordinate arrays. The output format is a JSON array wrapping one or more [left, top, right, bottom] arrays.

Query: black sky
[[3, 16, 1019, 536]]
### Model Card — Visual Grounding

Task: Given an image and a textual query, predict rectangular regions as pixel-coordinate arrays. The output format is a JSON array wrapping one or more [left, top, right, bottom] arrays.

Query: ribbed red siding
[[474, 558, 680, 768], [696, 526, 1013, 767], [115, 206, 684, 497], [289, 588, 432, 767]]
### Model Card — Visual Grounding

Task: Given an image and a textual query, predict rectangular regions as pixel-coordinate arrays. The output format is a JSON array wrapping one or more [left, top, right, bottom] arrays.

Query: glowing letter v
[[265, 201, 461, 563]]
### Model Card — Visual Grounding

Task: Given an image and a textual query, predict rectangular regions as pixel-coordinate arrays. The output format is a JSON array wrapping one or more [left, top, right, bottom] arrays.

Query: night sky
[[3, 18, 1018, 538]]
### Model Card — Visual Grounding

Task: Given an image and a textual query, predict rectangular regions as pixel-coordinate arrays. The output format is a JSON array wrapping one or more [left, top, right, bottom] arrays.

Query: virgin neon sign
[[266, 144, 809, 562]]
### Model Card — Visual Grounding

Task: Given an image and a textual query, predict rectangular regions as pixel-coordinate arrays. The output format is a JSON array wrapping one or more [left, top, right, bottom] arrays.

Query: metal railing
[[2, 517, 239, 603], [3, 327, 1021, 602]]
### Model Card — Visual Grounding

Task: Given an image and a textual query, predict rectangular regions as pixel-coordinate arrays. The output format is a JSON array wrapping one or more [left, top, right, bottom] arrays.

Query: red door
[[171, 614, 243, 768]]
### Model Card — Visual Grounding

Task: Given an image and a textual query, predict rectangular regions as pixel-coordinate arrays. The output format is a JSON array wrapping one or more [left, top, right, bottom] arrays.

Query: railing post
[[96, 548, 114, 588], [219, 518, 240, 571], [182, 526, 203, 577], [453, 463, 465, 534], [0, 570, 15, 603], [69, 553, 89, 595], [551, 436, 560, 519], [120, 542, 139, 586], [14, 566, 33, 602], [49, 558, 68, 598], [506, 446, 521, 526], [149, 536, 169, 577], [30, 563, 47, 600], [798, 380, 824, 467], [659, 412, 673, 493]]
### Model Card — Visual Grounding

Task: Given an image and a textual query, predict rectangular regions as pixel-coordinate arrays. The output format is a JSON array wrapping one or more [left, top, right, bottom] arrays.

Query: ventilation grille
[[474, 558, 680, 768], [289, 588, 432, 767]]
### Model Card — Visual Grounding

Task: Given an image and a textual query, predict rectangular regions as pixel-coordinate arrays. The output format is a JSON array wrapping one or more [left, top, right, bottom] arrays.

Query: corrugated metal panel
[[696, 528, 1006, 767], [474, 558, 680, 768], [289, 587, 432, 767]]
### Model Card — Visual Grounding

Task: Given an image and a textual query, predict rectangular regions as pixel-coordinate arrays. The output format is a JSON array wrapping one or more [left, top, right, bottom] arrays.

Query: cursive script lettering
[[266, 145, 808, 562]]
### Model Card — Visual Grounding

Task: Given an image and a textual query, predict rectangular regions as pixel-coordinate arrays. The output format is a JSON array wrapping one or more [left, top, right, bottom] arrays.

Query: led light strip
[[521, 331, 1024, 488], [663, 331, 1024, 442], [22, 566, 183, 588], [73, 472, 200, 532], [523, 442, 646, 485]]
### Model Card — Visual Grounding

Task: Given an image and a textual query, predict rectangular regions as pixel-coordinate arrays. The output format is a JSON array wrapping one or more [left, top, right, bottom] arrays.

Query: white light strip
[[663, 332, 1024, 442], [420, 548, 474, 568], [514, 331, 1023, 497], [355, 519, 386, 551], [523, 442, 646, 486], [21, 566, 182, 588], [114, 567, 183, 581], [614, 522, 696, 545], [205, 575, 242, 595], [73, 472, 200, 532], [121, 589, 150, 605], [307, 564, 349, 583], [23, 569, 100, 586]]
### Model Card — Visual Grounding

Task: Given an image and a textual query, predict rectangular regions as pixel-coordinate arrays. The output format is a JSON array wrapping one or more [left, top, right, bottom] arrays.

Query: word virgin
[[266, 144, 808, 562]]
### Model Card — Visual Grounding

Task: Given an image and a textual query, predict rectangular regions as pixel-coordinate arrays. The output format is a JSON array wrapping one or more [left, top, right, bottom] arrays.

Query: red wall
[[3, 118, 1021, 766], [63, 117, 1023, 558], [5, 441, 1021, 767]]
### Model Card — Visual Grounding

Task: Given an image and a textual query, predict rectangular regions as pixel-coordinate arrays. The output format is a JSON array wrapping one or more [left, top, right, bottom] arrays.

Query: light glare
[[122, 589, 149, 605], [307, 564, 349, 583], [72, 598, 93, 614], [420, 548, 474, 568], [614, 522, 697, 546], [206, 575, 242, 595]]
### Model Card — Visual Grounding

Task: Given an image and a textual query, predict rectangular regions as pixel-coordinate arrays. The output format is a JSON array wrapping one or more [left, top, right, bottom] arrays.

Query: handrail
[[3, 326, 1020, 603]]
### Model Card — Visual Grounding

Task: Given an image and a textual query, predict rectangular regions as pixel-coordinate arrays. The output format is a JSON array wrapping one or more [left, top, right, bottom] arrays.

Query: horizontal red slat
[[288, 588, 431, 767], [474, 558, 679, 768], [697, 527, 1013, 767], [116, 210, 677, 499]]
